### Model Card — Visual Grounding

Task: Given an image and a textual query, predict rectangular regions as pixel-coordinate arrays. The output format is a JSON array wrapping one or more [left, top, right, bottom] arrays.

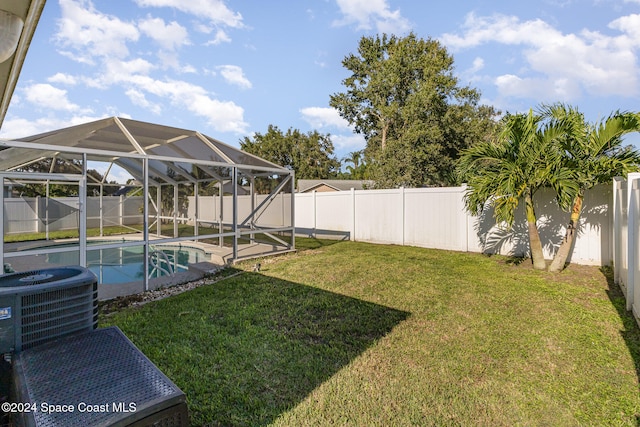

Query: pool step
[[188, 262, 222, 276]]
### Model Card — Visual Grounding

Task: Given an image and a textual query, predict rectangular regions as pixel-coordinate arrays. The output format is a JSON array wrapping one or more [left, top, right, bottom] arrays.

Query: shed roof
[[297, 179, 373, 192]]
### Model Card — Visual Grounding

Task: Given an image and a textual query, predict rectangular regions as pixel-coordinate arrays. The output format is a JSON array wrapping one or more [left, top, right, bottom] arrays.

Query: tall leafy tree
[[541, 104, 640, 272], [330, 32, 499, 188], [240, 125, 341, 182], [459, 110, 574, 270]]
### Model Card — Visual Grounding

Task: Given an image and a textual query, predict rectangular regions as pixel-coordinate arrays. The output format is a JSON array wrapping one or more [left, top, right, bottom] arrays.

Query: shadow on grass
[[294, 236, 344, 251], [504, 255, 528, 266], [105, 269, 409, 427], [600, 267, 640, 408]]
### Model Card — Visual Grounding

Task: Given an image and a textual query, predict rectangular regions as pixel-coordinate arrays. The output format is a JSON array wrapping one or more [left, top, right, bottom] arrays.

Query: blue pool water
[[47, 244, 208, 284]]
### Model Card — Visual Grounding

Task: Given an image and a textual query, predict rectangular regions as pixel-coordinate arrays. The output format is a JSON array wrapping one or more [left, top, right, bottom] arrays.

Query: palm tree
[[343, 150, 366, 179], [459, 110, 574, 270], [541, 104, 640, 272]]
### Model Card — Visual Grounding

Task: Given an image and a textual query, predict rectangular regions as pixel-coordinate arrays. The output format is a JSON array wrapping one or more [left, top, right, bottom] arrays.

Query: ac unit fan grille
[[22, 284, 94, 315], [20, 283, 98, 350]]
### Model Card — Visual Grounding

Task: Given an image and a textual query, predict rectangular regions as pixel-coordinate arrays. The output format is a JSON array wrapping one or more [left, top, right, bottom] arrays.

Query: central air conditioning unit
[[0, 266, 98, 354], [12, 326, 189, 427]]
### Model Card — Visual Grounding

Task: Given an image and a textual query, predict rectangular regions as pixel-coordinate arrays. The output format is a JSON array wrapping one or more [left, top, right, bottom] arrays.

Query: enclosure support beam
[[194, 182, 199, 238], [99, 183, 104, 237], [79, 153, 87, 267], [232, 167, 238, 261], [219, 179, 224, 247], [115, 117, 146, 155], [156, 185, 161, 237], [143, 158, 150, 292], [250, 176, 255, 243], [173, 184, 178, 238], [45, 180, 50, 241], [291, 171, 295, 250]]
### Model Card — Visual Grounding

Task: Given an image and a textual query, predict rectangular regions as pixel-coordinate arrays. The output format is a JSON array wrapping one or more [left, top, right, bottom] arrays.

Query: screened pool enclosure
[[0, 117, 295, 296]]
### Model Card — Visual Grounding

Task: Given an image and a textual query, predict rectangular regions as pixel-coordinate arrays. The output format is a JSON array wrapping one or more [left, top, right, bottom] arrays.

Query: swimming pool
[[46, 244, 209, 284]]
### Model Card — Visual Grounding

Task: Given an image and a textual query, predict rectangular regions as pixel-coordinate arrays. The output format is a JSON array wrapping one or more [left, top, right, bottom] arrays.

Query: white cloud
[[331, 133, 366, 152], [125, 88, 162, 114], [205, 29, 232, 46], [494, 74, 579, 100], [300, 107, 351, 129], [441, 13, 562, 49], [299, 106, 366, 153], [47, 73, 78, 85], [155, 51, 197, 73], [24, 84, 88, 113], [139, 16, 190, 50], [300, 107, 366, 152], [217, 65, 252, 89], [333, 0, 410, 34], [188, 96, 247, 133], [90, 63, 247, 135], [44, 0, 249, 135], [56, 0, 139, 63], [111, 58, 156, 76], [0, 115, 107, 139], [458, 57, 487, 85], [609, 14, 640, 45], [469, 57, 485, 73], [16, 76, 248, 135], [441, 12, 640, 99], [83, 58, 155, 89], [133, 0, 244, 28], [0, 117, 64, 138], [121, 76, 248, 133]]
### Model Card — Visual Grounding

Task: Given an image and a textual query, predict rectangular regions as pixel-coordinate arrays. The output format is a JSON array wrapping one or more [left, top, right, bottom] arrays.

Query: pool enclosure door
[[0, 171, 87, 271]]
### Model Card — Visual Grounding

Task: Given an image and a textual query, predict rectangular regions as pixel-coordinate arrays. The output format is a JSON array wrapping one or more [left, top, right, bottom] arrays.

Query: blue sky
[[2, 0, 640, 167]]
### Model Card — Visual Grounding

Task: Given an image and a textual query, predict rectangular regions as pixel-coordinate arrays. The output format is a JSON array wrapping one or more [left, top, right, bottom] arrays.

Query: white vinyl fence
[[296, 185, 612, 266], [613, 173, 640, 318], [3, 196, 144, 234], [186, 194, 292, 228], [4, 193, 294, 235], [4, 186, 614, 269]]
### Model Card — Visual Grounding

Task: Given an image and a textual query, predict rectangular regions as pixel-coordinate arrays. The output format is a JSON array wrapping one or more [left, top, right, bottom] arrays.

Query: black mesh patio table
[[12, 326, 188, 427]]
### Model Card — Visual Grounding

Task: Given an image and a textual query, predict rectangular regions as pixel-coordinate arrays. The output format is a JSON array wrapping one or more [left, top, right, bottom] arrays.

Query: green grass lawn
[[102, 241, 640, 426]]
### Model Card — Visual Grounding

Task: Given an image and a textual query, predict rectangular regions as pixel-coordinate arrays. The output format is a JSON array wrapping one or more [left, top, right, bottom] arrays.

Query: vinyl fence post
[[613, 177, 624, 285], [351, 187, 356, 242], [119, 195, 124, 226], [400, 187, 405, 246], [312, 190, 317, 238], [627, 172, 640, 311], [35, 195, 41, 233], [290, 171, 295, 250], [461, 184, 469, 253]]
